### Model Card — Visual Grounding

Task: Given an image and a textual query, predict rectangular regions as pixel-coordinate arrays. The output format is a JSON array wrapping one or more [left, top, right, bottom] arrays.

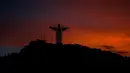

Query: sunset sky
[[0, 0, 130, 56]]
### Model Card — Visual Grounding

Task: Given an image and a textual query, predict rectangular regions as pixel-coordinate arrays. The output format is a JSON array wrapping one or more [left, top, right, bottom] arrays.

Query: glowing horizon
[[0, 0, 130, 56]]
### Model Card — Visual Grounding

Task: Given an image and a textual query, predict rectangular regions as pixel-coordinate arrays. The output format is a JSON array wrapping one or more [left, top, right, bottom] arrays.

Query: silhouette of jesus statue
[[49, 24, 69, 44]]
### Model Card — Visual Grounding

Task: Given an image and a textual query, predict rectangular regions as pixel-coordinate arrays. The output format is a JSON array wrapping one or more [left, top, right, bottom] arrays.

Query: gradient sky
[[0, 0, 130, 56]]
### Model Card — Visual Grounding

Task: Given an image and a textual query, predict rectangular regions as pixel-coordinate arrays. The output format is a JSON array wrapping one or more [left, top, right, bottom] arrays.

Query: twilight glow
[[0, 0, 130, 56]]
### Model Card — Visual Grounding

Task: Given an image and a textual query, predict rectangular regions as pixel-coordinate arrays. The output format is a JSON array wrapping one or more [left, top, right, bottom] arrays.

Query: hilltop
[[0, 39, 130, 71]]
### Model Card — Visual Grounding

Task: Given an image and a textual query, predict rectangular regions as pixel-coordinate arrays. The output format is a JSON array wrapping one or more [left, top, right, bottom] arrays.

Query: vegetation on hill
[[1, 39, 130, 71]]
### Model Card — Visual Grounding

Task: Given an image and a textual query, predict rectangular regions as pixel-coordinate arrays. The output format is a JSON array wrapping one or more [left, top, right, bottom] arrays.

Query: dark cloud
[[0, 0, 50, 21], [116, 51, 128, 54], [100, 45, 115, 50], [0, 0, 49, 34]]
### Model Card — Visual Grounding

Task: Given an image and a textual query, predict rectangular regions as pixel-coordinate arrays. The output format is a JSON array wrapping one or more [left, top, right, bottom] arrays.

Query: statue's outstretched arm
[[62, 27, 69, 31], [49, 26, 57, 30]]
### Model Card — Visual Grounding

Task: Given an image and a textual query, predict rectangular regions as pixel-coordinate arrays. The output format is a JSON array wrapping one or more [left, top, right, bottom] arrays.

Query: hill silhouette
[[1, 39, 130, 71]]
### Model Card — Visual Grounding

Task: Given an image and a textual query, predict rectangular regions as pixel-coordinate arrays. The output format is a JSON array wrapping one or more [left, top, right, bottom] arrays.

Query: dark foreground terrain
[[0, 39, 130, 71]]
